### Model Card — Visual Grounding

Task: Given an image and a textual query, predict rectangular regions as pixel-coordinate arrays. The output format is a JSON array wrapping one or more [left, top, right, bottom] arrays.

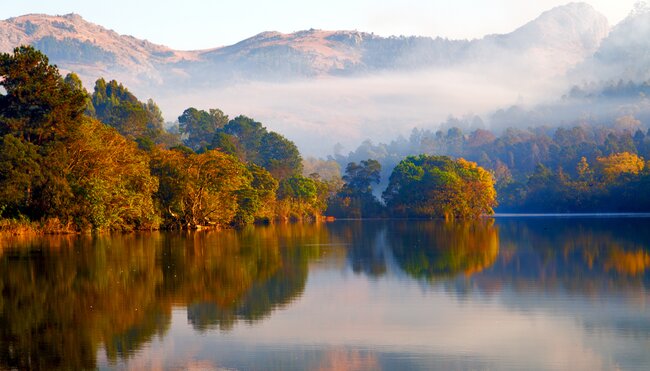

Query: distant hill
[[571, 3, 650, 82], [6, 2, 650, 156], [0, 3, 610, 91]]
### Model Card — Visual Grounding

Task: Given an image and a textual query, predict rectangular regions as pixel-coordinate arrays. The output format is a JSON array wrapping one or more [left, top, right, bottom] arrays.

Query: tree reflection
[[0, 224, 327, 370], [491, 218, 650, 293], [0, 234, 169, 370], [388, 220, 499, 280], [2, 218, 650, 369], [605, 249, 650, 276], [328, 220, 388, 276], [185, 224, 326, 331]]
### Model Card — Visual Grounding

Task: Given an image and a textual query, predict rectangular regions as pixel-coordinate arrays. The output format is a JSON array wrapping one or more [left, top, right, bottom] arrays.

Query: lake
[[1, 217, 649, 370]]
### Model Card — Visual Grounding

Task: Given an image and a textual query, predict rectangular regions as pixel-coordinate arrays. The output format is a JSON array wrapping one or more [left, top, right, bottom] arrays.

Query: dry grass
[[0, 218, 78, 236]]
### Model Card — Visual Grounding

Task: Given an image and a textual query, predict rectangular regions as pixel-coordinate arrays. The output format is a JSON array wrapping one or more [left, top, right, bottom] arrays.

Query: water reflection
[[490, 218, 650, 294], [388, 220, 499, 279], [0, 224, 327, 370], [0, 218, 649, 370]]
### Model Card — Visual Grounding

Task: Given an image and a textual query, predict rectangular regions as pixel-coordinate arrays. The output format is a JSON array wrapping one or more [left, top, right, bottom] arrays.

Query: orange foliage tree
[[596, 152, 644, 182]]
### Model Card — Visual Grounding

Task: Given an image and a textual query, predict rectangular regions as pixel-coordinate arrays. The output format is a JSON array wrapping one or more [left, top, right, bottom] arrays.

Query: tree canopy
[[178, 107, 228, 151], [0, 45, 86, 145], [91, 78, 174, 146], [327, 159, 383, 218], [0, 46, 323, 231], [209, 115, 303, 179], [383, 155, 496, 219]]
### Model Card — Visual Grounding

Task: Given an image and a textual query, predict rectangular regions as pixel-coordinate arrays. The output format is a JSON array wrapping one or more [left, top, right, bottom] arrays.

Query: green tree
[[0, 46, 86, 145], [0, 134, 42, 218], [211, 132, 238, 156], [328, 159, 383, 218], [383, 155, 496, 219], [91, 78, 170, 144], [178, 107, 228, 151], [276, 175, 326, 220], [63, 72, 96, 117], [248, 163, 279, 221], [259, 131, 303, 180], [213, 115, 303, 180]]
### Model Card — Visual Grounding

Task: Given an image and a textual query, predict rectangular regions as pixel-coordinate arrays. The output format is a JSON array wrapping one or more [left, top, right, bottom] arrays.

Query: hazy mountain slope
[[0, 3, 631, 155], [183, 2, 609, 83], [0, 3, 610, 90], [0, 13, 199, 87], [572, 4, 650, 83], [469, 2, 609, 76]]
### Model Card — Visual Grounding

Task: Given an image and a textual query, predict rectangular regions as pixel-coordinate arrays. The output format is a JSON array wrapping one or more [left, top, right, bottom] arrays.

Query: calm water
[[1, 218, 650, 370]]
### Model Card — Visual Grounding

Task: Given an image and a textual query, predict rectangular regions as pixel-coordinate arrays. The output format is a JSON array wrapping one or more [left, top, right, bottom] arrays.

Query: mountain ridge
[[0, 2, 612, 92], [6, 3, 647, 156]]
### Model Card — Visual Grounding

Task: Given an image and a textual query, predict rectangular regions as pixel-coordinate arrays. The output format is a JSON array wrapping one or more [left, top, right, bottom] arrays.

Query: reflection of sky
[[98, 219, 650, 370], [101, 263, 648, 369]]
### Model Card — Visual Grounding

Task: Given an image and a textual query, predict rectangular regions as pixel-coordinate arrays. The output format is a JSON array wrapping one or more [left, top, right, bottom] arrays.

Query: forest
[[331, 115, 650, 214], [0, 46, 333, 232], [2, 46, 648, 232]]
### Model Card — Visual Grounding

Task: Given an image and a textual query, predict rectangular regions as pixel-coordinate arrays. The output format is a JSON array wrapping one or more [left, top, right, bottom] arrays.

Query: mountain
[[471, 2, 609, 76], [0, 3, 610, 92], [571, 3, 650, 83], [0, 13, 201, 87], [2, 3, 637, 156]]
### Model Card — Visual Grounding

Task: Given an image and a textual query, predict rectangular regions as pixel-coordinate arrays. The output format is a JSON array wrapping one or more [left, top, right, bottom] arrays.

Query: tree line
[[332, 115, 650, 214], [0, 46, 332, 232]]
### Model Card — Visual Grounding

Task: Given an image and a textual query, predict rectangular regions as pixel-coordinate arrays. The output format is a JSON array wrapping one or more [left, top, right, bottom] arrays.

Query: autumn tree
[[150, 147, 267, 228], [383, 155, 496, 219], [64, 117, 159, 230], [596, 152, 644, 182]]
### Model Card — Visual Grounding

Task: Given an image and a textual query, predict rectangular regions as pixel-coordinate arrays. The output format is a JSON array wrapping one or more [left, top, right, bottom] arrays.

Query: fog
[[156, 64, 567, 157], [144, 6, 650, 158]]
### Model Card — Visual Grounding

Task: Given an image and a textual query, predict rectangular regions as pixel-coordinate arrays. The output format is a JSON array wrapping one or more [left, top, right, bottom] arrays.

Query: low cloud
[[156, 61, 566, 156]]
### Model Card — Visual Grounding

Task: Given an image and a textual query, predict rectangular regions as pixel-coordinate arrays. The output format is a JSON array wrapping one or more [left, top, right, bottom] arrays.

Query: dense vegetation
[[0, 46, 328, 232], [325, 156, 496, 219], [383, 155, 496, 219], [334, 120, 650, 213]]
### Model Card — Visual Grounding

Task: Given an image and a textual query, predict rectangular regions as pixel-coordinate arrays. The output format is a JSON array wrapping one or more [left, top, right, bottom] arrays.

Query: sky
[[0, 0, 640, 50]]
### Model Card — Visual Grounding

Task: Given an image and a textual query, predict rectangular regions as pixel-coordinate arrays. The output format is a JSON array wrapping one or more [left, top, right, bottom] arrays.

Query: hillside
[[7, 3, 648, 155], [0, 3, 610, 91], [571, 3, 650, 82]]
